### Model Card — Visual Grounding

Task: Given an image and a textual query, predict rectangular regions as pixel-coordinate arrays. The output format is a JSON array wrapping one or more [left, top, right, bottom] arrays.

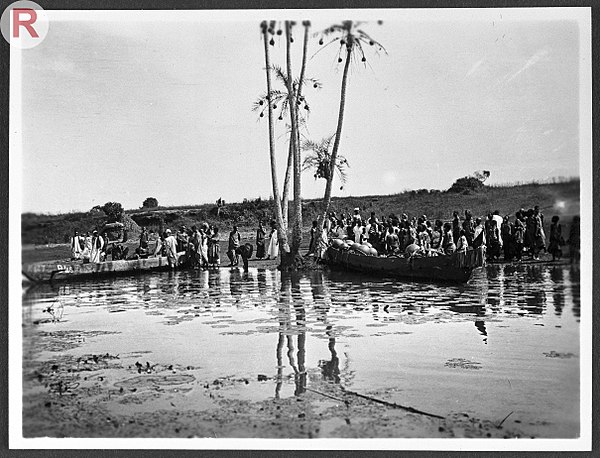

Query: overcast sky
[[18, 9, 588, 214]]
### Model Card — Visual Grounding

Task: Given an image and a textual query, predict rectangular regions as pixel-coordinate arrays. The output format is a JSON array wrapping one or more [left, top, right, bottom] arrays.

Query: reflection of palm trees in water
[[274, 274, 307, 398], [275, 270, 348, 399]]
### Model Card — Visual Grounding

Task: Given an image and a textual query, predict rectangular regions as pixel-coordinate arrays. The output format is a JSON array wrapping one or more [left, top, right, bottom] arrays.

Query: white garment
[[267, 229, 279, 258], [473, 224, 487, 245], [456, 235, 468, 252], [71, 236, 83, 259], [353, 225, 363, 243], [82, 236, 92, 259], [164, 235, 179, 266], [492, 214, 504, 246], [317, 228, 329, 259], [90, 235, 104, 263]]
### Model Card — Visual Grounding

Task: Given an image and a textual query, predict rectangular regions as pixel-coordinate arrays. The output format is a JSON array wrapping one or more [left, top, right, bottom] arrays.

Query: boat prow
[[22, 253, 189, 283]]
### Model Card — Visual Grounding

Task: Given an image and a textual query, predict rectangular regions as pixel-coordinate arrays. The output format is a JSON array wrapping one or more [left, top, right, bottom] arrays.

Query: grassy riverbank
[[22, 179, 579, 246]]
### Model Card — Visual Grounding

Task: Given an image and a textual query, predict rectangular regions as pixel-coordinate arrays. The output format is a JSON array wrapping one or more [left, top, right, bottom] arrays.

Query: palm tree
[[302, 135, 350, 189], [315, 20, 386, 223], [260, 20, 290, 258], [282, 21, 313, 229], [284, 20, 303, 256]]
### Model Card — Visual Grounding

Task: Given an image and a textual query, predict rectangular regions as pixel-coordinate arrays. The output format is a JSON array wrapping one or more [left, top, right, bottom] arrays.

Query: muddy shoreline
[[23, 344, 532, 439]]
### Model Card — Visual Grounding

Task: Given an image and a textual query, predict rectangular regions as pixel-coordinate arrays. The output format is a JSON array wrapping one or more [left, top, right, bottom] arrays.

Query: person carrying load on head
[[70, 230, 84, 260]]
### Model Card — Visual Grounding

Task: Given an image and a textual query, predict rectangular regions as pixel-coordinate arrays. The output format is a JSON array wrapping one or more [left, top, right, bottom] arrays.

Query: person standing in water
[[208, 225, 221, 268], [163, 229, 179, 268], [266, 221, 279, 260], [255, 222, 266, 259], [547, 215, 563, 261], [227, 225, 241, 266]]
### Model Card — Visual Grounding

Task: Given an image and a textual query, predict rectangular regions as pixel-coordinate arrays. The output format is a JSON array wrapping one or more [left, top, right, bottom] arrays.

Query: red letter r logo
[[12, 8, 38, 38]]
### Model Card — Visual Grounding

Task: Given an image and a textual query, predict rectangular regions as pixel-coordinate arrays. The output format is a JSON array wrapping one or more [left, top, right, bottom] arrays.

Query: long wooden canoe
[[22, 253, 188, 283], [325, 245, 486, 283]]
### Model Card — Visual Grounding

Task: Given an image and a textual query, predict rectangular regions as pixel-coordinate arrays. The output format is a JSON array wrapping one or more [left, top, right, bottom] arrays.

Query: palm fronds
[[302, 135, 350, 188]]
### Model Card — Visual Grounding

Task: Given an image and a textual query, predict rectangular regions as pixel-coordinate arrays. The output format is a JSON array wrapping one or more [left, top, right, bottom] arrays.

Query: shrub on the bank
[[142, 197, 159, 208], [101, 202, 124, 223], [447, 171, 490, 194]]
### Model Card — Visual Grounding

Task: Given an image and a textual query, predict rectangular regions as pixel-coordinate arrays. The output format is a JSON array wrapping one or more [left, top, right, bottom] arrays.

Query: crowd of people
[[69, 229, 108, 263], [306, 206, 581, 263], [69, 206, 581, 269]]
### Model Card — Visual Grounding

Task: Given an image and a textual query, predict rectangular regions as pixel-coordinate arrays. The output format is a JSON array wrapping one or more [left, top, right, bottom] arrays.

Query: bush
[[142, 197, 159, 208], [447, 176, 486, 194], [101, 202, 124, 223]]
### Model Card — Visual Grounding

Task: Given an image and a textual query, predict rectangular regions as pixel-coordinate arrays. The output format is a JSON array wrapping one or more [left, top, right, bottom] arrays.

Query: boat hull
[[325, 246, 485, 283], [22, 253, 188, 283]]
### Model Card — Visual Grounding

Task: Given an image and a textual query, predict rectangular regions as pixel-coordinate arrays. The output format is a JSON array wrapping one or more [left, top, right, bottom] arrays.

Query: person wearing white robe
[[81, 232, 92, 261], [353, 223, 363, 243], [266, 227, 279, 259], [164, 229, 179, 268], [89, 231, 104, 263], [317, 225, 329, 260], [70, 230, 83, 260]]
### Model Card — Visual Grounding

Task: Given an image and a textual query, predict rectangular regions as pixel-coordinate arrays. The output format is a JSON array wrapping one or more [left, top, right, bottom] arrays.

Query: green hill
[[22, 179, 580, 245]]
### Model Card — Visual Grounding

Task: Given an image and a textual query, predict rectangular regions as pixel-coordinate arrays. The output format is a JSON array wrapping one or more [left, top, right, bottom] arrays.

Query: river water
[[22, 263, 580, 438]]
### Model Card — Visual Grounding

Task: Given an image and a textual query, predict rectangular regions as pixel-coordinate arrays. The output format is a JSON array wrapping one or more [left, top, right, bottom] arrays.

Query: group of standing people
[[308, 206, 580, 263], [153, 224, 221, 269], [70, 229, 108, 263], [255, 221, 280, 260]]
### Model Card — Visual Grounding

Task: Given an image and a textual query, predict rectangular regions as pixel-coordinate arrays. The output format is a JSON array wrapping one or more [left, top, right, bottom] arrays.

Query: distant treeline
[[22, 179, 580, 245]]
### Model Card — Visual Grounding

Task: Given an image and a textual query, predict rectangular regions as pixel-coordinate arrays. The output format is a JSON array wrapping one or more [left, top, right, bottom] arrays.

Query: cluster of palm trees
[[256, 20, 385, 267]]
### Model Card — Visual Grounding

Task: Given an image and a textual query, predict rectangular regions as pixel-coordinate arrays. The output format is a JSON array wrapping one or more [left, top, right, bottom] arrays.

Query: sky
[[17, 9, 588, 214]]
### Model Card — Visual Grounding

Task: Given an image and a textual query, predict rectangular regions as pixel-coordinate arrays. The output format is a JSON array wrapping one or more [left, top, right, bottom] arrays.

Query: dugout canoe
[[325, 245, 486, 283], [22, 253, 188, 283]]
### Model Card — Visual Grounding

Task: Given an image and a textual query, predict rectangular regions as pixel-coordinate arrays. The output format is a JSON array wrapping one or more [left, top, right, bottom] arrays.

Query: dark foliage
[[142, 197, 159, 208], [447, 176, 486, 194], [101, 202, 124, 223]]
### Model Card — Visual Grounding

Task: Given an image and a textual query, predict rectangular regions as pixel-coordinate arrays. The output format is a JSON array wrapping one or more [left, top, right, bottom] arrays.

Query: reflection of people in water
[[550, 267, 564, 316], [229, 268, 242, 299], [474, 320, 488, 344], [319, 326, 341, 383]]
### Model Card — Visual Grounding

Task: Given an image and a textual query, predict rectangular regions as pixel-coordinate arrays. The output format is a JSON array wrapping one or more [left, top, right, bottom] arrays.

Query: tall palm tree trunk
[[281, 140, 293, 228], [322, 45, 352, 221], [282, 21, 310, 243], [262, 22, 290, 257], [284, 21, 303, 256]]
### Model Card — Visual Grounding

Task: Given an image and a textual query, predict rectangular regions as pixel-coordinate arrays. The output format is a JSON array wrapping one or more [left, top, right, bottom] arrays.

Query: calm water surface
[[22, 263, 580, 437]]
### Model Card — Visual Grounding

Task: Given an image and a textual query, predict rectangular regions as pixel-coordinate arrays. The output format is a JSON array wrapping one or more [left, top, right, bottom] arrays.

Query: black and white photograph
[[7, 5, 592, 450]]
